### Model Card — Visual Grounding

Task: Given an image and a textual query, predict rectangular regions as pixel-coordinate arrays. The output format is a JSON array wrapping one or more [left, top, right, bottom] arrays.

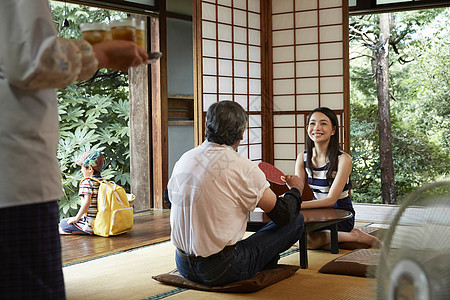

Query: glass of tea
[[136, 20, 145, 50], [110, 18, 136, 42], [80, 22, 108, 45]]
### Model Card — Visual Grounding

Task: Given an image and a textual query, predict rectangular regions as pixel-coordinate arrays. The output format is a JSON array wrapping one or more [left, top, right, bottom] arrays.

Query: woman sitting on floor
[[295, 107, 380, 249]]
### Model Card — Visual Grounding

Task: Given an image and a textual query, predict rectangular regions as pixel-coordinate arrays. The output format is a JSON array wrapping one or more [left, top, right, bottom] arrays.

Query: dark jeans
[[59, 218, 87, 233], [0, 201, 66, 299], [175, 213, 304, 286]]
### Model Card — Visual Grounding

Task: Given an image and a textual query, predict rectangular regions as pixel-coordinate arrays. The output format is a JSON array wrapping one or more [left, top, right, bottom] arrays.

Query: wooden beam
[[151, 0, 169, 209], [261, 0, 274, 163], [350, 0, 450, 15], [64, 0, 158, 14], [168, 95, 194, 120], [129, 64, 152, 210], [344, 0, 351, 153], [166, 11, 193, 21], [129, 15, 152, 212], [193, 0, 204, 146]]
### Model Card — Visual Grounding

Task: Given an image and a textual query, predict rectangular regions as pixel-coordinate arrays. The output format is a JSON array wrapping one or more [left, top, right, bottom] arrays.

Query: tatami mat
[[63, 238, 376, 300]]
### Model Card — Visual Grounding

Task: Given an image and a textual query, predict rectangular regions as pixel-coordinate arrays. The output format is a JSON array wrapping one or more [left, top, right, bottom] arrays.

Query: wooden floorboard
[[61, 204, 397, 266], [61, 209, 171, 266]]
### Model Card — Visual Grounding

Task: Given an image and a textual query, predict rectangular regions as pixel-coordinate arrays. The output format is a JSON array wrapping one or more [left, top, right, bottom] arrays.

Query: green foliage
[[50, 1, 130, 219], [350, 103, 382, 203], [350, 101, 450, 203], [51, 2, 124, 39], [57, 83, 132, 219], [409, 10, 450, 149], [350, 8, 450, 204]]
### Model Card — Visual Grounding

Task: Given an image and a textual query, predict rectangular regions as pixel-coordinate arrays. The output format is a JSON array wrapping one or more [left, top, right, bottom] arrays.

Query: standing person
[[295, 107, 380, 249], [59, 150, 105, 235], [166, 100, 304, 286], [0, 1, 148, 298]]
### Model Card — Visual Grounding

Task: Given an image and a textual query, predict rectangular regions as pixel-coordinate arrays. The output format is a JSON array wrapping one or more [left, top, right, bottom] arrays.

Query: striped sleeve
[[78, 179, 93, 196]]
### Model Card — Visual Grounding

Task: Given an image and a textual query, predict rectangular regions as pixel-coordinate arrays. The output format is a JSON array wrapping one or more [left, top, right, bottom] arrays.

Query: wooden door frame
[[150, 0, 169, 209]]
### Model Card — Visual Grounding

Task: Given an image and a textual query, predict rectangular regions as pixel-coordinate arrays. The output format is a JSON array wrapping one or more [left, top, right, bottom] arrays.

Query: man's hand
[[284, 174, 304, 192]]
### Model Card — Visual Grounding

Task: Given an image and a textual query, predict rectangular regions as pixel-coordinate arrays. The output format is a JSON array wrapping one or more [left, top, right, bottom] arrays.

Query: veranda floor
[[61, 209, 171, 266], [61, 203, 397, 266]]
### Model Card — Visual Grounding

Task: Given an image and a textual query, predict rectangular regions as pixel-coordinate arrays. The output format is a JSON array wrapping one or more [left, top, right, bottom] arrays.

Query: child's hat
[[76, 150, 105, 172]]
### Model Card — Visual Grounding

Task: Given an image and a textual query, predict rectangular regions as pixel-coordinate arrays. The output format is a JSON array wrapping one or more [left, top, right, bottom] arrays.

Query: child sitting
[[59, 150, 105, 234]]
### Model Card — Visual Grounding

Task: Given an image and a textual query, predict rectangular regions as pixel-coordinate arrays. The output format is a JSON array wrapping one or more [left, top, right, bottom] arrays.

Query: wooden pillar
[[192, 0, 203, 146], [343, 0, 351, 153], [129, 15, 152, 211], [261, 0, 273, 163], [151, 0, 169, 208]]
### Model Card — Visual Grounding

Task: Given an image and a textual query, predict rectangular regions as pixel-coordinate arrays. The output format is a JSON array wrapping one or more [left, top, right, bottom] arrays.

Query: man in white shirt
[[0, 1, 147, 298], [167, 100, 304, 286]]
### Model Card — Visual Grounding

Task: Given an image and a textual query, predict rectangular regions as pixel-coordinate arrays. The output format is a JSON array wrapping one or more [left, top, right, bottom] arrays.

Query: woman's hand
[[93, 40, 148, 71]]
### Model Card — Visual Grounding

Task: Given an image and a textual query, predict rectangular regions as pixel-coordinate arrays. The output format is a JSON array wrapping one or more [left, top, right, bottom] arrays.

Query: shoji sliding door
[[194, 0, 349, 171], [271, 0, 349, 174], [194, 0, 264, 162]]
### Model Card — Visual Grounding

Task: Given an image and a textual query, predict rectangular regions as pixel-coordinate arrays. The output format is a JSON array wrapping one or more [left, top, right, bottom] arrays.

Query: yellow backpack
[[83, 177, 134, 237]]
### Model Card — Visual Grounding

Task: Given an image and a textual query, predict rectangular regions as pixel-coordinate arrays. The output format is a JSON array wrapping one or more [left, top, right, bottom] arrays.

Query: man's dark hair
[[205, 100, 248, 146]]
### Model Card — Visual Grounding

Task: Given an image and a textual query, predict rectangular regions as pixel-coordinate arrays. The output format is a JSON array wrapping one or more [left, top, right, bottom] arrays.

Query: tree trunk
[[376, 13, 396, 204]]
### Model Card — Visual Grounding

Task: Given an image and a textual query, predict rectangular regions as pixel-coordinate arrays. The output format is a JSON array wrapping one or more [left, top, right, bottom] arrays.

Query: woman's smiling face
[[307, 112, 336, 144]]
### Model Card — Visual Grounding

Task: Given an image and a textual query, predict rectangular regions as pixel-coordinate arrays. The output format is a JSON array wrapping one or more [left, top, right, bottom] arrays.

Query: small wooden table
[[247, 208, 353, 269]]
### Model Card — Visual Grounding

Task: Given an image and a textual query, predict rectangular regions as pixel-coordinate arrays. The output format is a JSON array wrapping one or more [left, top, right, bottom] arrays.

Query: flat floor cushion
[[152, 264, 300, 293], [318, 248, 380, 277], [317, 241, 371, 251]]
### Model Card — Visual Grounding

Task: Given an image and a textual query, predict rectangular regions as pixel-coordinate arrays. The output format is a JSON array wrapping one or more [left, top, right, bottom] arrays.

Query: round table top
[[248, 208, 353, 225], [301, 208, 353, 224]]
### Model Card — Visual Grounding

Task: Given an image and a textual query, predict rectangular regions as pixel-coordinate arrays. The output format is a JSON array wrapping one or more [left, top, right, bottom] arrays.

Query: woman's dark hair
[[205, 100, 248, 146], [306, 107, 340, 184]]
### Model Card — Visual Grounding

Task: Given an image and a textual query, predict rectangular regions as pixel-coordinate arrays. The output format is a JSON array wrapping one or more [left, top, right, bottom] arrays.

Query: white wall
[[167, 17, 195, 177]]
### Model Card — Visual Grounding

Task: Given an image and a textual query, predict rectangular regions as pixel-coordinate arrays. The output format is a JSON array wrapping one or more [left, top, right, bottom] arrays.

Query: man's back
[[168, 141, 269, 257]]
